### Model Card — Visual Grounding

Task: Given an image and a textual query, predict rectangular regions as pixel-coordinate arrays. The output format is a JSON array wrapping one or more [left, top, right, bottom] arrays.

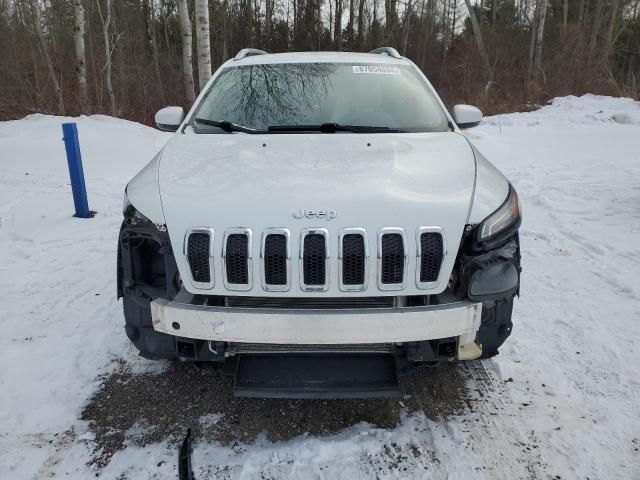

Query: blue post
[[61, 123, 91, 218]]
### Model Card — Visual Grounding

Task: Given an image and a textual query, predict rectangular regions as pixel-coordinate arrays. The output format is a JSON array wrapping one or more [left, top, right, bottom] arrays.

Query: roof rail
[[234, 48, 268, 61], [369, 47, 402, 59]]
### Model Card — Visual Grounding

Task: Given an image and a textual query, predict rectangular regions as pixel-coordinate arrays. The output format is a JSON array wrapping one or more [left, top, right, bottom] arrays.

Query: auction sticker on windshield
[[352, 65, 401, 75]]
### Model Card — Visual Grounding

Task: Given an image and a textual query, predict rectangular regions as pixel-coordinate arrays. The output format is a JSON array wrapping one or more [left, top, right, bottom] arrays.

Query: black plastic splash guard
[[233, 354, 400, 399]]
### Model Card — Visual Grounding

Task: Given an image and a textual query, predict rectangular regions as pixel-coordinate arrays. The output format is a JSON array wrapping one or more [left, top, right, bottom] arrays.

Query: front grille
[[381, 233, 405, 284], [225, 234, 249, 284], [187, 232, 211, 284], [342, 234, 366, 285], [264, 234, 287, 286], [419, 232, 444, 283], [224, 296, 395, 309], [303, 233, 327, 286], [185, 226, 445, 292]]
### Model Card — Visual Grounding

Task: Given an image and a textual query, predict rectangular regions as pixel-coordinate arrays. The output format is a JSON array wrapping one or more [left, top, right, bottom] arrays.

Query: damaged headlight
[[122, 187, 166, 231], [477, 185, 521, 247], [123, 187, 131, 213]]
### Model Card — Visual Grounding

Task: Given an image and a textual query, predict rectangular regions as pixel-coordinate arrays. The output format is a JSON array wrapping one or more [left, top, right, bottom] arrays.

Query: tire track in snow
[[458, 361, 548, 479]]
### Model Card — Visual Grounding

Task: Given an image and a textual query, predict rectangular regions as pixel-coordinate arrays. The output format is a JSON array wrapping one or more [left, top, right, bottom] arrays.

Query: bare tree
[[0, 0, 638, 124], [533, 0, 548, 79], [401, 0, 413, 55], [96, 0, 116, 115], [589, 0, 604, 62], [463, 0, 493, 81], [356, 0, 365, 49], [31, 0, 64, 115], [385, 0, 398, 43], [143, 0, 163, 101], [527, 0, 538, 81], [265, 0, 272, 48], [348, 0, 355, 47], [195, 0, 212, 90], [73, 0, 88, 112], [178, 0, 196, 102], [334, 0, 342, 49], [602, 0, 621, 63]]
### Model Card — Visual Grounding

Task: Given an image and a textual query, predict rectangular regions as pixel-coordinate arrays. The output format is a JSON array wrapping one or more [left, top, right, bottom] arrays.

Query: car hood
[[158, 132, 477, 296]]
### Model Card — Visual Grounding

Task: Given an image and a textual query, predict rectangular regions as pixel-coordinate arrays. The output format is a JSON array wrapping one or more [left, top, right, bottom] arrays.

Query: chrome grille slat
[[339, 228, 369, 292], [261, 228, 291, 292], [377, 228, 408, 290], [415, 226, 445, 289], [342, 235, 365, 283], [264, 235, 287, 285], [300, 228, 329, 291], [226, 235, 248, 283], [303, 234, 326, 285], [222, 228, 252, 291], [381, 234, 404, 283], [185, 227, 215, 289]]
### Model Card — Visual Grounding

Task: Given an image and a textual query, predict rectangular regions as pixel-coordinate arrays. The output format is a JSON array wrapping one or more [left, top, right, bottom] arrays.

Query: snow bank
[[0, 115, 170, 478]]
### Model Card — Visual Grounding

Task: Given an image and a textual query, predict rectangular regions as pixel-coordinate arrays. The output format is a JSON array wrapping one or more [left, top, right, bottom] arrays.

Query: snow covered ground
[[1, 95, 639, 479]]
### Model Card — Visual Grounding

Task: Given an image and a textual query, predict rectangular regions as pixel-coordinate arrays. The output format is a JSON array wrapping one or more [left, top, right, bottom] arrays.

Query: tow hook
[[178, 428, 195, 480]]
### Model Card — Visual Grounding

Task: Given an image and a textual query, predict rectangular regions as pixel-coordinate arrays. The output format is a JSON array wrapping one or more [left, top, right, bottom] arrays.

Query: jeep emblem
[[293, 209, 337, 221]]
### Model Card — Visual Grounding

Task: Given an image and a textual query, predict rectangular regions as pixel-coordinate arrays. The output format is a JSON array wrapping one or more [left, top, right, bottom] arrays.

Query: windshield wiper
[[194, 118, 260, 134], [268, 123, 403, 133]]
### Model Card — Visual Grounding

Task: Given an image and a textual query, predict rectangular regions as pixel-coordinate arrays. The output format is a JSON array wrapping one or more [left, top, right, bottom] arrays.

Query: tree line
[[0, 0, 638, 123]]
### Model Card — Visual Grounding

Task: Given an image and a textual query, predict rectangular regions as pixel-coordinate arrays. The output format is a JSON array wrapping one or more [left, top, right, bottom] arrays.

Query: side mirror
[[452, 104, 483, 129], [155, 106, 185, 132]]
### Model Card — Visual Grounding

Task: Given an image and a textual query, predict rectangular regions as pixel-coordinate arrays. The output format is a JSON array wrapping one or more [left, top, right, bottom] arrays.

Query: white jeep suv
[[118, 47, 522, 398]]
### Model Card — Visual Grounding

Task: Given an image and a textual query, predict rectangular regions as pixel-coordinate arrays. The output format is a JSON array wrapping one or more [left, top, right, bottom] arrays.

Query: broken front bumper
[[150, 299, 484, 360]]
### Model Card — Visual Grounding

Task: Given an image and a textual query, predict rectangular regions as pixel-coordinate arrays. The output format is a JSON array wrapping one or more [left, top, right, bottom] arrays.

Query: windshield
[[190, 63, 449, 133]]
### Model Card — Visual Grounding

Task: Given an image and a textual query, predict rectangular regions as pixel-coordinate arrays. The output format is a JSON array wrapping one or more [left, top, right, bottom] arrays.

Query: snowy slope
[[0, 96, 639, 479]]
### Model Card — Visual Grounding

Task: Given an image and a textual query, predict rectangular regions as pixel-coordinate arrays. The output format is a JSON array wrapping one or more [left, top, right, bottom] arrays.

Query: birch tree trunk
[[32, 0, 64, 115], [97, 0, 116, 115], [178, 0, 196, 102], [463, 0, 493, 81], [195, 0, 211, 90], [533, 0, 548, 78], [73, 0, 88, 112]]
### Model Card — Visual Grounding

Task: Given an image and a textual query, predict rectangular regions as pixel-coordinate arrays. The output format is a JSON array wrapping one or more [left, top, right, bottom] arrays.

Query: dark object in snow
[[178, 428, 195, 480]]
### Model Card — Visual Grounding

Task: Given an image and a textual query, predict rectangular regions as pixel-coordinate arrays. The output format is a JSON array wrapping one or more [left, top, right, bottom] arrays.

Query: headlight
[[477, 185, 521, 244]]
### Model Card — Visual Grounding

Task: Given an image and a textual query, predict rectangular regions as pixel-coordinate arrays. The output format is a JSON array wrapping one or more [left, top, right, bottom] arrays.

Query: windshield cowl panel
[[190, 63, 449, 134]]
